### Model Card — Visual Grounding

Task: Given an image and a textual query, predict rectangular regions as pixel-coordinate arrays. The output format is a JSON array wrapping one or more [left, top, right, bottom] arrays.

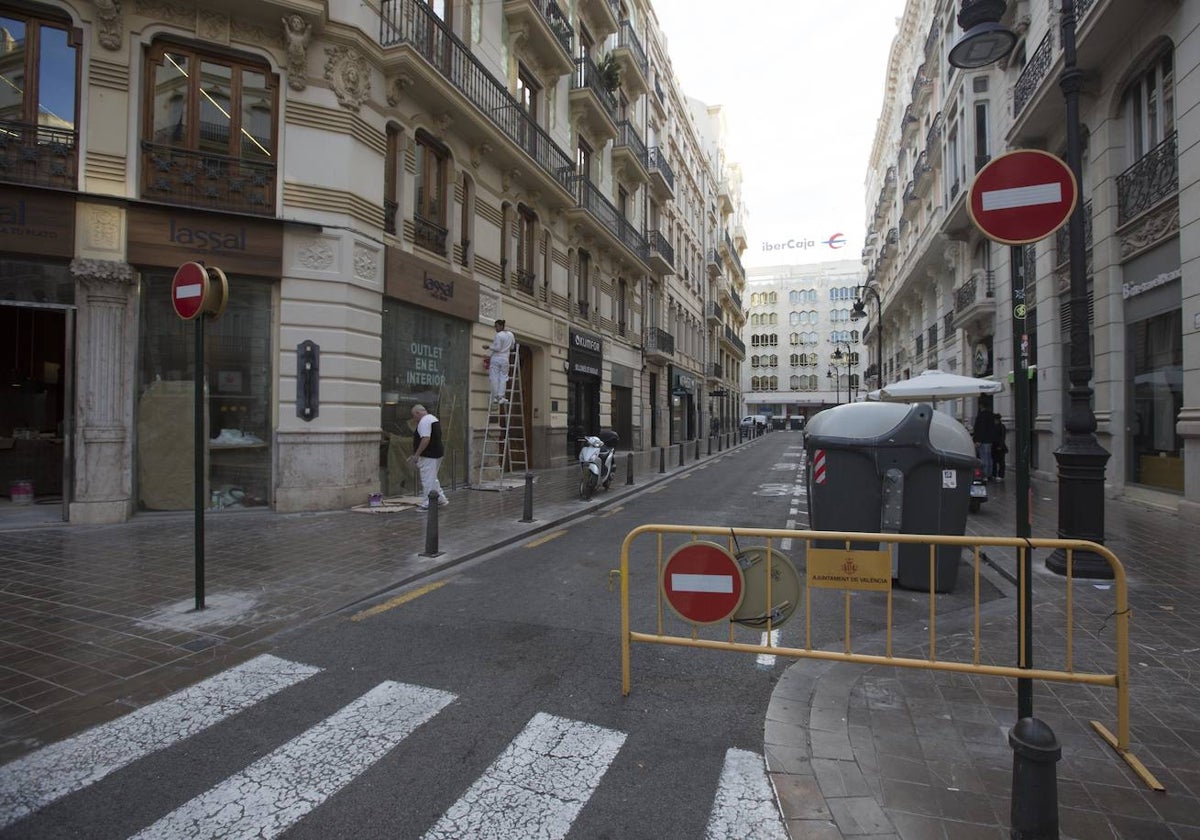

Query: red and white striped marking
[[813, 449, 827, 484]]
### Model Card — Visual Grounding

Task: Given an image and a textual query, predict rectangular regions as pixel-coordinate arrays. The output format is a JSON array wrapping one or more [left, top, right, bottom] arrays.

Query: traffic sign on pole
[[660, 541, 744, 625], [171, 261, 209, 320], [968, 149, 1078, 245]]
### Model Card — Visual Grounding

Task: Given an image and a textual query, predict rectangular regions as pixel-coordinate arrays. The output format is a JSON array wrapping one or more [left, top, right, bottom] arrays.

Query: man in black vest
[[409, 404, 448, 509]]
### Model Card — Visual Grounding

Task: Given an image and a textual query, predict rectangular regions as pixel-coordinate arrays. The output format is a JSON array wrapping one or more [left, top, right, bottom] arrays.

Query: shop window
[[380, 301, 469, 498], [137, 274, 273, 511], [1129, 309, 1182, 491], [414, 130, 449, 253], [141, 42, 277, 213], [0, 8, 79, 190]]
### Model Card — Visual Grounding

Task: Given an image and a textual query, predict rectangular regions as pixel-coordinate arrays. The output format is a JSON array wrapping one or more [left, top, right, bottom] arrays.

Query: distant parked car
[[740, 414, 767, 431]]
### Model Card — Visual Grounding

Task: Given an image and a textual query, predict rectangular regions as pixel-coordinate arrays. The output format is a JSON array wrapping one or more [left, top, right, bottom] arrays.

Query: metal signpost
[[171, 261, 228, 611], [968, 150, 1077, 721]]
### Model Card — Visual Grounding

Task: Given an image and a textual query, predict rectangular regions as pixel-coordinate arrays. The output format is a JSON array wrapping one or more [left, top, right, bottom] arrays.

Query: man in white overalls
[[484, 319, 516, 404]]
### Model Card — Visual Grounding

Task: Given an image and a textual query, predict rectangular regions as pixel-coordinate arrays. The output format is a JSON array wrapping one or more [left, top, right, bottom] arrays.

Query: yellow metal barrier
[[618, 524, 1163, 792]]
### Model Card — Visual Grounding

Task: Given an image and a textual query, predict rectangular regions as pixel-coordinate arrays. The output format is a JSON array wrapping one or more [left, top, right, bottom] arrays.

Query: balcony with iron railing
[[577, 0, 619, 39], [943, 310, 954, 343], [564, 174, 647, 266], [570, 56, 619, 142], [729, 286, 742, 314], [952, 270, 996, 330], [1117, 131, 1177, 227], [1013, 30, 1052, 119], [0, 122, 77, 190], [140, 141, 275, 215], [384, 199, 399, 235], [414, 213, 449, 254], [379, 0, 575, 199], [500, 0, 574, 77], [724, 233, 745, 281], [647, 146, 674, 199], [924, 112, 943, 162], [705, 248, 722, 277], [722, 324, 746, 357], [927, 323, 938, 350], [706, 301, 722, 325], [612, 20, 648, 96], [513, 267, 536, 295], [646, 229, 674, 275], [706, 361, 722, 381], [612, 120, 648, 183], [644, 325, 675, 362]]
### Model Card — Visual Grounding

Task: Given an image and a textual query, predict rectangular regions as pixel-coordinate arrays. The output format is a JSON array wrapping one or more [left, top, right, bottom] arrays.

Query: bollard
[[718, 433, 723, 452], [450, 449, 457, 491], [707, 436, 712, 456], [625, 452, 634, 485], [421, 491, 442, 557], [694, 438, 700, 460], [1009, 718, 1061, 839], [519, 471, 534, 523], [659, 446, 665, 474], [678, 442, 684, 467]]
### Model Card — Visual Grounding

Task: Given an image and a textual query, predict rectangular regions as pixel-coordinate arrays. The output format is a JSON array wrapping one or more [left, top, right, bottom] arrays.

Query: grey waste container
[[804, 402, 978, 593]]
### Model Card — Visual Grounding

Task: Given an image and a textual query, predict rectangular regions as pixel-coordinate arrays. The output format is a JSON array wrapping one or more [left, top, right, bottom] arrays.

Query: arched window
[[790, 375, 800, 390], [769, 376, 778, 390]]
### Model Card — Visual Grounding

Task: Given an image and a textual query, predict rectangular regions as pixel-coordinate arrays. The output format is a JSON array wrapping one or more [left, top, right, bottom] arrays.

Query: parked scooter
[[578, 430, 619, 500], [969, 464, 989, 513]]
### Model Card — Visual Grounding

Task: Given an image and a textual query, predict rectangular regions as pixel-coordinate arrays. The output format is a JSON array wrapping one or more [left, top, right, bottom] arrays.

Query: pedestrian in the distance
[[972, 408, 996, 481], [483, 319, 516, 404], [992, 411, 1007, 480], [409, 404, 448, 509]]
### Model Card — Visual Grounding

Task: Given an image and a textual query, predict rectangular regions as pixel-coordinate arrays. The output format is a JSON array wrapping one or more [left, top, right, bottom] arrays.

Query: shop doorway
[[612, 385, 632, 451], [0, 303, 73, 526]]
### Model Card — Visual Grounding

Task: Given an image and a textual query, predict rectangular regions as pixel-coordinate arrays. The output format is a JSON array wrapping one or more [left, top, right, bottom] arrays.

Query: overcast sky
[[648, 0, 907, 268]]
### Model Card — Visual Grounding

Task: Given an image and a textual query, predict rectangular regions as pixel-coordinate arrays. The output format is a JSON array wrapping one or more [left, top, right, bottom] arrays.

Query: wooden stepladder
[[477, 343, 527, 489]]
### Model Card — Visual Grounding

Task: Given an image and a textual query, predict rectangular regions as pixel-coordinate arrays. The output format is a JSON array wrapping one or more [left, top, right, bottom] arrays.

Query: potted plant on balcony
[[597, 53, 621, 93]]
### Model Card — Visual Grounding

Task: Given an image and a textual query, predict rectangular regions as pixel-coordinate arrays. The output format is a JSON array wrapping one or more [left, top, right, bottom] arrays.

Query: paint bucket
[[9, 480, 33, 505], [368, 493, 382, 507]]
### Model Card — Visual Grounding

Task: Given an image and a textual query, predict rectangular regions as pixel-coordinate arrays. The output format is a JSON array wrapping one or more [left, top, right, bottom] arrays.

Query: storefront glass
[[380, 300, 469, 495], [137, 272, 273, 510], [1129, 309, 1183, 491], [0, 259, 74, 304]]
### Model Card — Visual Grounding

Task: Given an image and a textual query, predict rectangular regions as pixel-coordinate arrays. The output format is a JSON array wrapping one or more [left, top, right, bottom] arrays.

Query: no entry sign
[[968, 149, 1077, 245], [171, 261, 208, 320], [661, 541, 744, 625]]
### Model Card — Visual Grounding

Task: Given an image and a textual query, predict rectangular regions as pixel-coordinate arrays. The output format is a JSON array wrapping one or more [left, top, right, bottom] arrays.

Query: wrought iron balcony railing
[[539, 0, 574, 54], [706, 301, 722, 322], [723, 325, 745, 355], [0, 121, 77, 190], [954, 270, 995, 312], [943, 311, 954, 343], [927, 323, 938, 349], [730, 287, 742, 313], [565, 174, 647, 262], [615, 120, 647, 168], [1117, 131, 1177, 226], [573, 56, 618, 123], [384, 199, 398, 235], [1055, 199, 1093, 265], [725, 233, 744, 278], [647, 146, 674, 191], [414, 213, 448, 253], [647, 229, 674, 269], [1013, 31, 1052, 118], [379, 0, 574, 193], [140, 141, 275, 215], [645, 326, 674, 356], [513, 267, 536, 295], [708, 361, 722, 379], [617, 20, 647, 82]]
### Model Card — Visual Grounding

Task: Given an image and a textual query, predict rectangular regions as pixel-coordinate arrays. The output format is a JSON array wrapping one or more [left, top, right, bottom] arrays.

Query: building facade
[[0, 0, 746, 524], [741, 260, 867, 423], [863, 0, 1197, 512]]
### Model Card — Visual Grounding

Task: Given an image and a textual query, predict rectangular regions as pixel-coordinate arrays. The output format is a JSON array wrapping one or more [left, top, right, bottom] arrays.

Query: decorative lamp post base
[[1047, 435, 1112, 579]]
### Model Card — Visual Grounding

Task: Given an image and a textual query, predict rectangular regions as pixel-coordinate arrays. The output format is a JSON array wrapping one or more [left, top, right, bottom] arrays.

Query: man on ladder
[[484, 319, 516, 405]]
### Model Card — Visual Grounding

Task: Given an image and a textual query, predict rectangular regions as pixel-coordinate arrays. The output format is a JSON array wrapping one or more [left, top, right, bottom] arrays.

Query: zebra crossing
[[0, 654, 788, 840]]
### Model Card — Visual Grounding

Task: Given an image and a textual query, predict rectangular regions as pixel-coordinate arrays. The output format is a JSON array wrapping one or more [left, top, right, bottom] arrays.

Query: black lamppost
[[832, 340, 857, 401], [851, 284, 884, 390], [826, 366, 841, 405]]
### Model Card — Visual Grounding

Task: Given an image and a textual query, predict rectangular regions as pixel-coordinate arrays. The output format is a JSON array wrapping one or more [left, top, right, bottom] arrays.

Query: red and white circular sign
[[661, 541, 745, 625], [968, 149, 1078, 245], [171, 261, 209, 320]]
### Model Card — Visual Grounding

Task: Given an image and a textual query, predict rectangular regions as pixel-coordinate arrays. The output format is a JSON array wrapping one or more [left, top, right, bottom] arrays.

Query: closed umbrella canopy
[[878, 369, 1003, 402]]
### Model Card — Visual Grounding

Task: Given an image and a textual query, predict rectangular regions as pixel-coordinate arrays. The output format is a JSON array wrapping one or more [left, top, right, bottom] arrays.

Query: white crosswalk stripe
[[421, 712, 626, 840], [0, 654, 320, 830], [705, 748, 789, 839], [130, 680, 456, 840]]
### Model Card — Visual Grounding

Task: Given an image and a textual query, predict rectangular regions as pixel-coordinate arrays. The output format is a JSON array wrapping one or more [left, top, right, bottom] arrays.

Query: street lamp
[[832, 340, 857, 401], [851, 284, 883, 390], [948, 0, 1017, 69], [826, 366, 841, 405]]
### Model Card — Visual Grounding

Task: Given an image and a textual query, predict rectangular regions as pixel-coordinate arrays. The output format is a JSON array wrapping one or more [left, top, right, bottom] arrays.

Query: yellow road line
[[351, 580, 448, 622], [600, 506, 625, 518], [525, 530, 568, 548]]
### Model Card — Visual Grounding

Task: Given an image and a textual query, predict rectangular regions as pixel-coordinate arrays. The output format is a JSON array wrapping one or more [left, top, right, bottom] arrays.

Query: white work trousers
[[417, 456, 445, 503], [489, 354, 510, 400]]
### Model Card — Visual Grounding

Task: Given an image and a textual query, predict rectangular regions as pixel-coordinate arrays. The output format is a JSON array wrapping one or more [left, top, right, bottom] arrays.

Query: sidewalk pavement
[[2, 437, 1200, 840]]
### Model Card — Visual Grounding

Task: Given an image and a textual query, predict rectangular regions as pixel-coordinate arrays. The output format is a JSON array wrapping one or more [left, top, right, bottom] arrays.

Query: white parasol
[[878, 369, 1003, 402]]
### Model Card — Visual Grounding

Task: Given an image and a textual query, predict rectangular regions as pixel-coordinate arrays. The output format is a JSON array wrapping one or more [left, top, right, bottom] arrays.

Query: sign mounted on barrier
[[660, 541, 744, 625], [806, 548, 892, 591]]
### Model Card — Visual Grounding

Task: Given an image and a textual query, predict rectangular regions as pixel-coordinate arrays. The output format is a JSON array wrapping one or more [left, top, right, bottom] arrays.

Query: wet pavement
[[2, 434, 1200, 839]]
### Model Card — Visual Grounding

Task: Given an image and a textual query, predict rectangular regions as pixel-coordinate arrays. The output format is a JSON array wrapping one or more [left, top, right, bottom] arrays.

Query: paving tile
[[772, 773, 833, 820], [828, 796, 893, 836], [880, 777, 940, 818], [785, 819, 845, 840]]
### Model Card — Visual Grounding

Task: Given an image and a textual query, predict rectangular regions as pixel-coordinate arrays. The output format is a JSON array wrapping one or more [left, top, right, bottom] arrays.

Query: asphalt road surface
[[1, 431, 1000, 839]]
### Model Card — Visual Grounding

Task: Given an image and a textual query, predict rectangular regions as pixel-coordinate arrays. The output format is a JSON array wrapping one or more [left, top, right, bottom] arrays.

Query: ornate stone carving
[[479, 292, 500, 322], [297, 240, 336, 270], [1120, 202, 1179, 259], [84, 206, 122, 252], [281, 15, 312, 91], [71, 258, 134, 288], [324, 45, 371, 111], [135, 0, 191, 24], [353, 244, 378, 282], [198, 9, 230, 44], [94, 0, 123, 50], [386, 74, 414, 106], [432, 112, 452, 135], [471, 142, 492, 169], [231, 18, 275, 47]]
